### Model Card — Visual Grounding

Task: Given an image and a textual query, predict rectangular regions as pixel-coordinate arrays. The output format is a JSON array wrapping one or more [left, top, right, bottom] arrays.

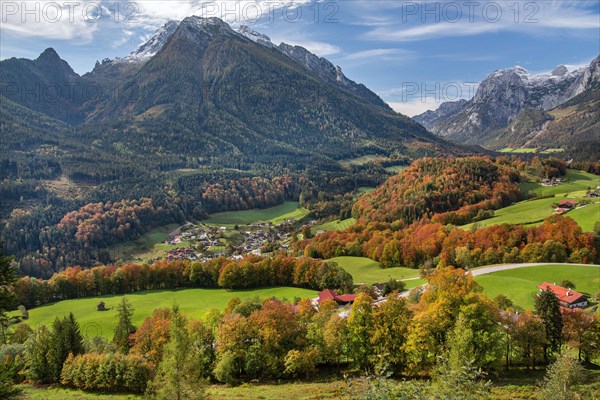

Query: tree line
[[2, 266, 599, 398], [11, 255, 353, 309]]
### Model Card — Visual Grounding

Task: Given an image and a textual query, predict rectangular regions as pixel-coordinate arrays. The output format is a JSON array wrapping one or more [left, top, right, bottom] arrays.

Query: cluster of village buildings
[[162, 219, 318, 262]]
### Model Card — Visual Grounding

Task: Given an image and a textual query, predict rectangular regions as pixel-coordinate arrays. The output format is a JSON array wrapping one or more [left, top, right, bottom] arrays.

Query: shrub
[[61, 352, 151, 393]]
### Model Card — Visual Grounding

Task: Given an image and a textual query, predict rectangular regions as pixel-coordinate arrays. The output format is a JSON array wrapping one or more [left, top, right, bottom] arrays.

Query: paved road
[[398, 262, 599, 297]]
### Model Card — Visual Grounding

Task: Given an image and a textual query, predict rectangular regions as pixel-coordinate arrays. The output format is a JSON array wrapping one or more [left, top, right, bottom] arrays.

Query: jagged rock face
[[413, 99, 467, 127], [413, 55, 599, 146], [237, 25, 275, 48]]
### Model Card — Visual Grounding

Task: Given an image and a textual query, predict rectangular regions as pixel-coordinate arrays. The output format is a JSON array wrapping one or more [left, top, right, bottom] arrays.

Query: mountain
[[0, 48, 84, 123], [2, 16, 461, 171], [414, 55, 600, 156]]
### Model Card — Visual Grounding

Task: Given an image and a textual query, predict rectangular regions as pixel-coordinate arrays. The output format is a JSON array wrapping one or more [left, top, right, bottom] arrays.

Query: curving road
[[399, 262, 599, 297]]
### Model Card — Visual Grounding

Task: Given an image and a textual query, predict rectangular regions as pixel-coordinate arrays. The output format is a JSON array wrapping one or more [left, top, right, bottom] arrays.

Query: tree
[[146, 306, 206, 400], [538, 354, 585, 400], [562, 309, 595, 361], [0, 244, 18, 344], [370, 295, 412, 372], [535, 288, 564, 362], [559, 280, 576, 289], [47, 313, 85, 382], [511, 311, 546, 370], [347, 293, 374, 371], [113, 297, 136, 354], [25, 326, 54, 383], [284, 348, 319, 379]]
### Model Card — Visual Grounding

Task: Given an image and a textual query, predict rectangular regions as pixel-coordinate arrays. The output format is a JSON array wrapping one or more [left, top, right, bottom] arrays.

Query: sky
[[1, 0, 599, 116]]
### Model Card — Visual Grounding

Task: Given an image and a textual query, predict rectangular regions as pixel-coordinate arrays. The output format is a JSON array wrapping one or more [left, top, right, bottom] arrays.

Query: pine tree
[[0, 243, 18, 344], [48, 313, 84, 382], [113, 297, 136, 354], [146, 306, 206, 400], [535, 288, 564, 362]]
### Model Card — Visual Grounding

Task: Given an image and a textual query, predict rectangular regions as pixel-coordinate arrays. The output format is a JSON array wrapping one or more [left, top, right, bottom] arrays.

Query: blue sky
[[1, 0, 598, 115]]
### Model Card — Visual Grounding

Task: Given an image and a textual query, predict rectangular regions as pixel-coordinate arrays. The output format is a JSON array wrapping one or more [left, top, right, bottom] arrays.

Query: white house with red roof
[[537, 282, 588, 309]]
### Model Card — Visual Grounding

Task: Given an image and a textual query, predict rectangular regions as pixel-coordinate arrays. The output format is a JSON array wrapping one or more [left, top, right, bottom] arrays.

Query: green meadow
[[329, 256, 423, 286], [474, 264, 600, 309], [312, 218, 356, 234], [18, 287, 317, 339], [204, 201, 309, 226], [519, 170, 599, 197]]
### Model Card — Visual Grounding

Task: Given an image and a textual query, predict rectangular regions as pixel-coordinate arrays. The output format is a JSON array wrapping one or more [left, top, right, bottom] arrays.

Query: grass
[[462, 170, 600, 232], [384, 165, 407, 173], [329, 256, 422, 285], [342, 154, 385, 166], [18, 371, 600, 399], [474, 264, 600, 309], [17, 287, 317, 339], [312, 218, 356, 234], [567, 203, 600, 232], [205, 201, 309, 226], [108, 224, 186, 262], [519, 170, 599, 197], [540, 148, 564, 154], [499, 147, 538, 153], [461, 196, 598, 231]]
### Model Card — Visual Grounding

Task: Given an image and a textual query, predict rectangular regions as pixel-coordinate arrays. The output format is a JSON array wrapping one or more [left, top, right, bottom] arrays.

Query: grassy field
[[462, 196, 598, 231], [312, 218, 356, 234], [18, 371, 600, 399], [519, 170, 599, 197], [342, 154, 385, 166], [205, 201, 309, 226], [475, 264, 600, 309], [384, 165, 407, 173], [18, 287, 317, 339], [462, 170, 600, 231], [499, 147, 538, 153], [108, 224, 185, 262], [329, 256, 422, 286]]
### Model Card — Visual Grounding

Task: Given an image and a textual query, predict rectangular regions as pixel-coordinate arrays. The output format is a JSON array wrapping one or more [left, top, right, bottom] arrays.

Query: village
[[162, 219, 318, 262]]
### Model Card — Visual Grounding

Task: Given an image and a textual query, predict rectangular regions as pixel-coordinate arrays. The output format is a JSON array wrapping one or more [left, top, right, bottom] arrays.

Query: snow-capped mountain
[[236, 25, 275, 48], [98, 17, 387, 108], [413, 56, 599, 146]]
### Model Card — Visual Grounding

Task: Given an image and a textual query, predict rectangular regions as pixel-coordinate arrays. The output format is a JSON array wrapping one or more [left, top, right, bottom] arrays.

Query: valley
[[1, 10, 599, 400]]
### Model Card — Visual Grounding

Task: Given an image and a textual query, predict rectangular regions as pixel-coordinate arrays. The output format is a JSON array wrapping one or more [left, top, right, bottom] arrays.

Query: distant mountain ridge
[[413, 55, 600, 158], [1, 16, 465, 174]]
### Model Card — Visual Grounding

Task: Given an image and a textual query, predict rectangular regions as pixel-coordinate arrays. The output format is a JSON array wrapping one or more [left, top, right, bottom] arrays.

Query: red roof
[[537, 282, 586, 305], [317, 290, 356, 305], [558, 200, 577, 208], [335, 294, 357, 303]]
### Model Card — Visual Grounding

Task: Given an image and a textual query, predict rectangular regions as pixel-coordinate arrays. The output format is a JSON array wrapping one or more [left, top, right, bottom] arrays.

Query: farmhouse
[[558, 200, 577, 209], [316, 289, 356, 306], [537, 282, 588, 309]]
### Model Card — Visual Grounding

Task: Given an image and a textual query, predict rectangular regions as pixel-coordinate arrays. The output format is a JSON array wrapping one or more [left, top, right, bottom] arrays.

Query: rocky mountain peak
[[236, 25, 274, 48], [551, 65, 568, 77]]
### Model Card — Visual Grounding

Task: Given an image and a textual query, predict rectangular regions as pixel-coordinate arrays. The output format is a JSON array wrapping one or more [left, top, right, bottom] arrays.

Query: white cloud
[[387, 99, 441, 117], [280, 40, 342, 57], [362, 0, 599, 42], [343, 48, 415, 61], [0, 0, 98, 42]]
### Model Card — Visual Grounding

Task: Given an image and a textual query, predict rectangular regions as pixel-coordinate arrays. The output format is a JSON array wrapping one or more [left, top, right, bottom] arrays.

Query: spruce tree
[[535, 288, 564, 362], [113, 297, 136, 353]]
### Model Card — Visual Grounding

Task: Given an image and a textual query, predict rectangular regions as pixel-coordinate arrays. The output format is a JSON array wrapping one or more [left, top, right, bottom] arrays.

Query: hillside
[[414, 55, 600, 159]]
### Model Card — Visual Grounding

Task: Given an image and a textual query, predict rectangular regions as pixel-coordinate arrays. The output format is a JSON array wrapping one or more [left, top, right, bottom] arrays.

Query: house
[[537, 282, 588, 309], [558, 200, 577, 209], [316, 289, 356, 306]]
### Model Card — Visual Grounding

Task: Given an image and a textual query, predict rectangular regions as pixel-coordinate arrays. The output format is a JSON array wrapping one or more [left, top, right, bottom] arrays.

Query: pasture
[[312, 218, 356, 234], [474, 264, 600, 309], [329, 256, 422, 286], [204, 201, 309, 226], [519, 170, 599, 197], [19, 287, 317, 339]]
